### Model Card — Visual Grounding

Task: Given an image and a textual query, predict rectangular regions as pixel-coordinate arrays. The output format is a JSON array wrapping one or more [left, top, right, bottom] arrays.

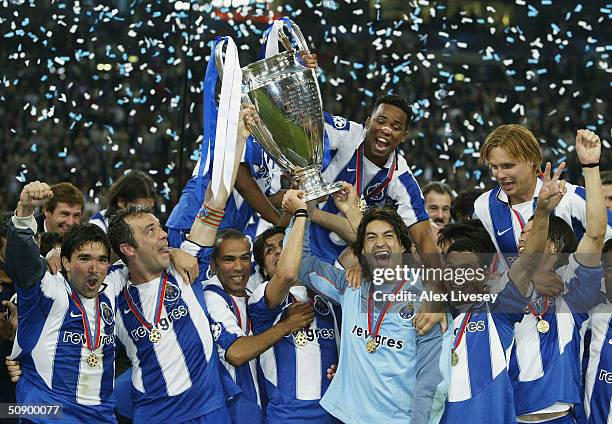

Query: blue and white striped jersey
[[111, 267, 230, 424], [441, 275, 531, 424], [166, 136, 281, 248], [7, 216, 122, 424], [474, 179, 612, 267], [296, 222, 451, 424], [90, 209, 109, 232], [203, 275, 263, 424], [309, 113, 429, 263], [248, 282, 340, 423], [581, 303, 612, 424], [509, 254, 604, 418]]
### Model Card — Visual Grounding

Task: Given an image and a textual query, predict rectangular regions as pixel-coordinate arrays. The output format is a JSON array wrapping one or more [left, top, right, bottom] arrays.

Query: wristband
[[197, 204, 225, 228], [293, 208, 308, 218], [581, 162, 599, 168]]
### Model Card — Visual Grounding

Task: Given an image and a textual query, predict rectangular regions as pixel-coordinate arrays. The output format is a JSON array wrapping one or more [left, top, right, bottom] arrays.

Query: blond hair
[[480, 124, 542, 171]]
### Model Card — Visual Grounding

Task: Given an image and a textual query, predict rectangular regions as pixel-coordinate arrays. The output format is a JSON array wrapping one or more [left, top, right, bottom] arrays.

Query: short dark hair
[[253, 226, 286, 278], [105, 171, 157, 218], [61, 224, 111, 266], [451, 189, 484, 222], [438, 219, 490, 249], [423, 182, 453, 199], [211, 228, 250, 268], [601, 170, 612, 186], [353, 207, 412, 263], [526, 214, 577, 268], [45, 182, 84, 213], [372, 94, 413, 127], [40, 232, 64, 257], [446, 236, 496, 267], [107, 205, 154, 263]]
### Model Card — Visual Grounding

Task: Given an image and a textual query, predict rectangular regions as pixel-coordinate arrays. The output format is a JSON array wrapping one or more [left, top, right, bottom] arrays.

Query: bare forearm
[[266, 217, 306, 308], [583, 167, 606, 240], [235, 165, 281, 225], [226, 321, 292, 367], [509, 208, 549, 295], [310, 208, 357, 244]]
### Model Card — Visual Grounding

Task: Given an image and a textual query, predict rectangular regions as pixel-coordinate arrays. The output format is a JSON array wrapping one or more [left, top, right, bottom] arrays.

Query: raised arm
[[574, 129, 606, 265], [187, 106, 255, 247], [6, 182, 54, 290], [234, 163, 282, 226], [508, 162, 567, 296], [261, 190, 308, 309]]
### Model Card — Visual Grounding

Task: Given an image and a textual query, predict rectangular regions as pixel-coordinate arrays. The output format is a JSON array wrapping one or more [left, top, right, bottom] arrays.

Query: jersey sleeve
[[180, 239, 213, 284], [323, 112, 364, 151], [412, 320, 452, 424], [561, 253, 605, 314], [386, 162, 429, 227], [6, 216, 46, 291], [290, 220, 347, 304], [489, 273, 532, 348], [247, 282, 284, 332], [204, 290, 243, 355]]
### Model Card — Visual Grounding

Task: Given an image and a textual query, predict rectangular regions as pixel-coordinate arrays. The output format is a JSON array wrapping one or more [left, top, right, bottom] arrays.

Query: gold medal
[[86, 352, 99, 368], [359, 197, 367, 214], [149, 327, 162, 343], [536, 318, 550, 334], [366, 339, 377, 353], [451, 351, 459, 366], [293, 330, 307, 347]]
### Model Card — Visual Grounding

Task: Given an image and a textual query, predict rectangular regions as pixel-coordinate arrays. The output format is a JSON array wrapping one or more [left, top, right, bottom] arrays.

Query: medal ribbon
[[229, 295, 252, 334], [527, 296, 550, 320], [452, 308, 473, 354], [124, 272, 168, 330], [69, 290, 101, 353], [355, 143, 397, 202], [367, 280, 407, 340]]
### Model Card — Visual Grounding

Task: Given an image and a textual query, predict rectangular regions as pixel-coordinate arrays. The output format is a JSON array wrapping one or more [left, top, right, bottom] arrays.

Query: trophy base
[[293, 168, 344, 203]]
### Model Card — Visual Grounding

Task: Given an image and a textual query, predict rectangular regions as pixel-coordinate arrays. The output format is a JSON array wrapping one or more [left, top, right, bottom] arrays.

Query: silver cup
[[215, 21, 342, 202]]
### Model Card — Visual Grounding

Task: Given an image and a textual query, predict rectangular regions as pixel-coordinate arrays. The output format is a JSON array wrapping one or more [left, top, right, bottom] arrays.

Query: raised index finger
[[542, 162, 552, 183]]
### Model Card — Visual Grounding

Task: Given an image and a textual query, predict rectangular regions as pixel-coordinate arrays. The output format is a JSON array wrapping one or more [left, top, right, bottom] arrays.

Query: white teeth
[[230, 276, 242, 281]]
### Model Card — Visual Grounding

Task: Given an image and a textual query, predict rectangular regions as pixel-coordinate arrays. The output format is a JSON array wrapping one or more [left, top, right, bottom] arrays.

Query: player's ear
[[119, 243, 136, 260], [365, 116, 371, 129], [61, 256, 71, 275]]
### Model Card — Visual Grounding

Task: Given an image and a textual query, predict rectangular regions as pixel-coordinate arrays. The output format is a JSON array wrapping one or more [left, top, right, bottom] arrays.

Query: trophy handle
[[278, 19, 310, 53]]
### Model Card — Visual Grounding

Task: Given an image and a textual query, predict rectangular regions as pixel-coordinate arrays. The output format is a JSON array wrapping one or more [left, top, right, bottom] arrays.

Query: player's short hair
[[253, 226, 286, 279], [40, 232, 64, 257], [601, 170, 612, 186], [61, 223, 111, 265], [210, 228, 250, 268], [107, 205, 154, 263], [446, 236, 496, 267], [451, 189, 484, 222], [45, 182, 85, 213], [372, 94, 413, 128], [423, 182, 453, 199], [105, 171, 157, 218], [438, 219, 490, 249], [353, 207, 412, 263], [479, 124, 542, 172], [526, 214, 577, 268]]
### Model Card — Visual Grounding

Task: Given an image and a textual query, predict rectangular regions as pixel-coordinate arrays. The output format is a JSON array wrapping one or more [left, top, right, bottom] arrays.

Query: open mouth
[[158, 246, 169, 255], [373, 250, 391, 265], [374, 137, 390, 153], [500, 182, 514, 192], [86, 277, 98, 290]]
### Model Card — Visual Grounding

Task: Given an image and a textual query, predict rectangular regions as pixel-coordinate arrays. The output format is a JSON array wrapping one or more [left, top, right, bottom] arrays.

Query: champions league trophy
[[215, 19, 343, 202]]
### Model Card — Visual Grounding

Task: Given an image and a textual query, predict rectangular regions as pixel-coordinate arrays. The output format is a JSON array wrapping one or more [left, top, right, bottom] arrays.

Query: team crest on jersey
[[101, 302, 114, 325], [211, 323, 222, 341], [313, 295, 330, 316], [333, 116, 348, 130], [164, 281, 180, 303], [365, 183, 385, 202], [399, 303, 415, 320]]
